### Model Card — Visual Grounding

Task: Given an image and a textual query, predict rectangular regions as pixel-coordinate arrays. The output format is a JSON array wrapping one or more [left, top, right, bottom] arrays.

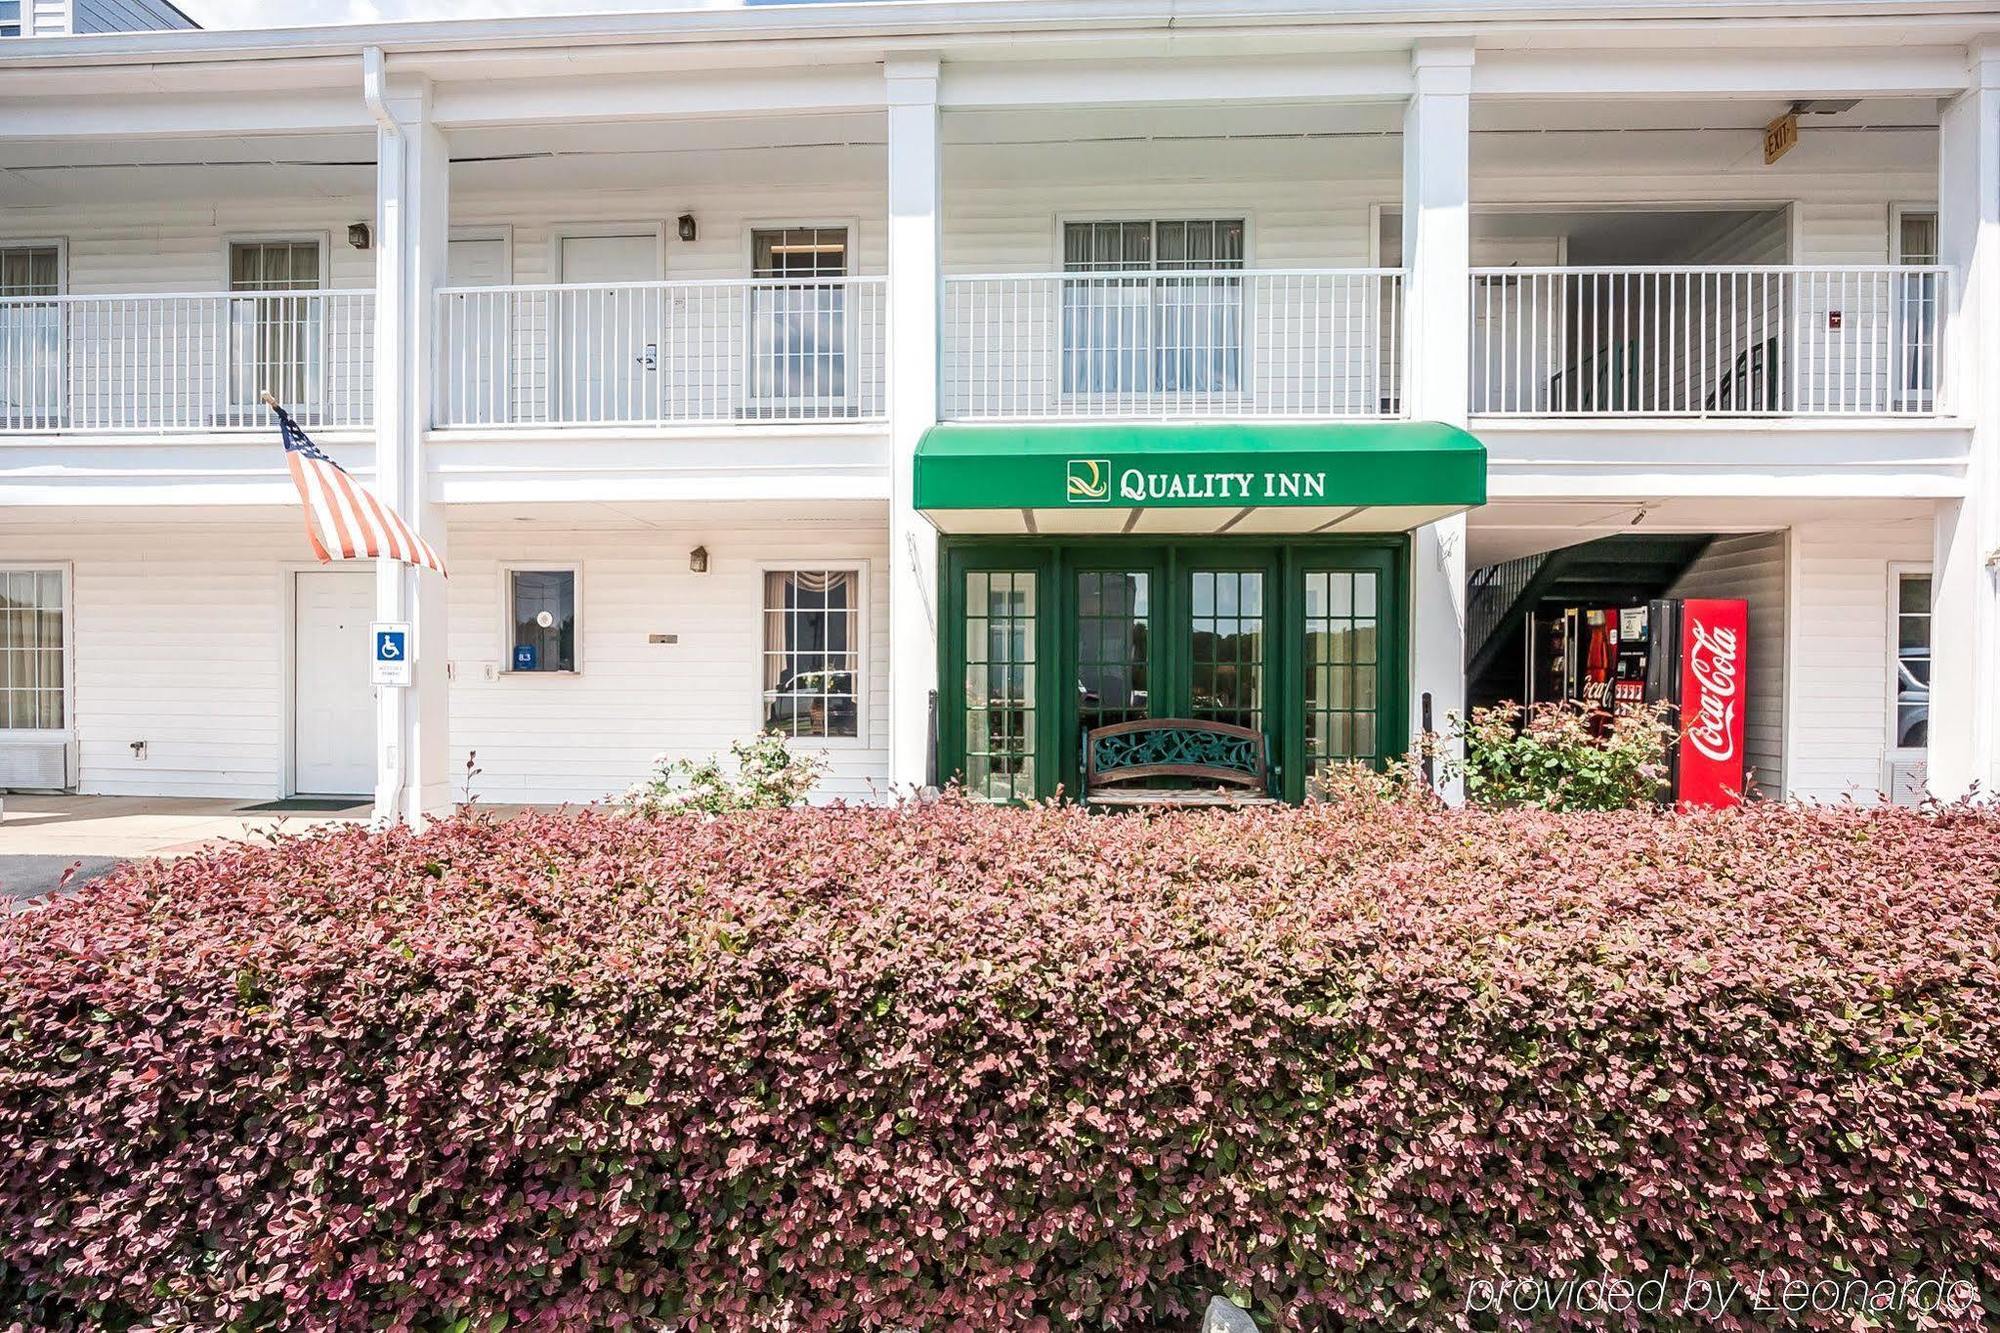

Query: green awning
[[914, 421, 1486, 536]]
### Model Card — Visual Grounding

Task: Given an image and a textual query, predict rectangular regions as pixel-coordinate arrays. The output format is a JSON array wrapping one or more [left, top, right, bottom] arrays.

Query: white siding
[[1784, 513, 1933, 804], [0, 525, 292, 798], [0, 510, 891, 805], [1667, 532, 1787, 799], [447, 518, 890, 805]]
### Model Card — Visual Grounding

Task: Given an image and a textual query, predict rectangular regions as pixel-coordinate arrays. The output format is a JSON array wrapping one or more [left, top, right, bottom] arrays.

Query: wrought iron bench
[[1082, 718, 1278, 808]]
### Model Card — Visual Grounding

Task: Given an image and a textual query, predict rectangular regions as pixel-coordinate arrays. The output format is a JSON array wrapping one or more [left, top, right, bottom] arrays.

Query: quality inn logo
[[1067, 458, 1111, 504]]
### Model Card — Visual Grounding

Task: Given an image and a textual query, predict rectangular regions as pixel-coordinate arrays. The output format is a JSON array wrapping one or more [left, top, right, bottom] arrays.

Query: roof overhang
[[914, 419, 1486, 536]]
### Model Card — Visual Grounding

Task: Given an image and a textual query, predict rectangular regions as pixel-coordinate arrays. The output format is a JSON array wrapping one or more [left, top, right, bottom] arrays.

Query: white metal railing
[[1468, 266, 1950, 417], [0, 290, 373, 433], [434, 276, 886, 428], [942, 269, 1402, 420]]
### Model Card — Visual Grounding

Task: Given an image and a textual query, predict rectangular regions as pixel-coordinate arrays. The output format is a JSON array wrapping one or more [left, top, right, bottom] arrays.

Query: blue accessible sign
[[371, 621, 412, 687]]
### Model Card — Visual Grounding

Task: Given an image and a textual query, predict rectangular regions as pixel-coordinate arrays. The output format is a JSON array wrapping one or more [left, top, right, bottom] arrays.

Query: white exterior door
[[556, 233, 660, 423], [442, 236, 510, 424], [293, 569, 374, 795]]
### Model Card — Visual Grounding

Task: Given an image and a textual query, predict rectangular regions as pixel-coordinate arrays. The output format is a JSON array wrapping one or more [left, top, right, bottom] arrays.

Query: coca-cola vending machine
[[1644, 597, 1749, 809]]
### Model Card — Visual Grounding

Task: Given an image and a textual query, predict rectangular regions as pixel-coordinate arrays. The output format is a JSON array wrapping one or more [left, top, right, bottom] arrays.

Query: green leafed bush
[[1456, 699, 1674, 811], [2, 796, 1997, 1329]]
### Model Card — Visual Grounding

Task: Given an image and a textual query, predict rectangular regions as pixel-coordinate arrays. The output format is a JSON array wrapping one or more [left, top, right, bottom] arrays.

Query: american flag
[[269, 396, 446, 577]]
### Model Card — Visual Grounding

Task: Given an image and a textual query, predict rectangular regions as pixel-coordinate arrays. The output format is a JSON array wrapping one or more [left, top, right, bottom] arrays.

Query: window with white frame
[[505, 568, 577, 673], [749, 227, 849, 409], [1, 568, 65, 731], [1895, 210, 1940, 409], [0, 244, 61, 430], [0, 1, 20, 37], [1893, 568, 1931, 752], [762, 568, 860, 739], [229, 240, 324, 412], [1061, 219, 1245, 397]]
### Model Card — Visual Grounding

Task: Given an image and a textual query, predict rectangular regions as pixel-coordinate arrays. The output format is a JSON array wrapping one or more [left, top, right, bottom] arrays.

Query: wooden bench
[[1082, 718, 1278, 807]]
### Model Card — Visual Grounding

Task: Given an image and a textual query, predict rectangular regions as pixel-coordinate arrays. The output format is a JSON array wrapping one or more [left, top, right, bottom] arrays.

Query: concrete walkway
[[2, 794, 564, 898], [0, 794, 371, 899]]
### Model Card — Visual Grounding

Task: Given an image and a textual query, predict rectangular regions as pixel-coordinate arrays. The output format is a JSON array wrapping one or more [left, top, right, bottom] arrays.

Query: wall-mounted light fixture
[[347, 222, 372, 250], [689, 545, 709, 574], [677, 213, 698, 243]]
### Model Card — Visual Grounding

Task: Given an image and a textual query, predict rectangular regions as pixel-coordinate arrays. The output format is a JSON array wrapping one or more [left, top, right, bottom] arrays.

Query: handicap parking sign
[[371, 621, 412, 687]]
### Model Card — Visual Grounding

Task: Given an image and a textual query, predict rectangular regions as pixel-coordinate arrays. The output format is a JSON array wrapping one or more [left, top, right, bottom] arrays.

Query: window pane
[[1189, 569, 1262, 733], [1899, 212, 1939, 265], [0, 246, 57, 297], [1075, 570, 1151, 742], [763, 569, 859, 739], [750, 227, 849, 406], [1894, 572, 1931, 753], [229, 242, 323, 412], [0, 567, 62, 732], [508, 570, 575, 672], [1305, 570, 1381, 774]]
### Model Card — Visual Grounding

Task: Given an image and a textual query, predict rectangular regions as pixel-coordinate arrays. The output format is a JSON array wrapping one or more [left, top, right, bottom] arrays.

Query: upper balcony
[[0, 289, 374, 433], [1468, 265, 1948, 419], [0, 86, 1969, 514], [431, 275, 885, 429]]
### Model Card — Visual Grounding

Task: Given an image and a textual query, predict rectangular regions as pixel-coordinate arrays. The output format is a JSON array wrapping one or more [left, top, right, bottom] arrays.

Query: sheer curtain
[[1061, 220, 1243, 396]]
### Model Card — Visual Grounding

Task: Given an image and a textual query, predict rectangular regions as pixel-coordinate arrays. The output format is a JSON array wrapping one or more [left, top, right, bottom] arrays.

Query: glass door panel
[[962, 570, 1039, 802], [1303, 569, 1382, 773], [1075, 569, 1153, 732], [1188, 568, 1265, 733]]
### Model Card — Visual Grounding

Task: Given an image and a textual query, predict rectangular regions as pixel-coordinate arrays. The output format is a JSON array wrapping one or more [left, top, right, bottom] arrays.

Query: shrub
[[1456, 699, 1673, 811], [618, 730, 828, 816], [3, 799, 1998, 1330]]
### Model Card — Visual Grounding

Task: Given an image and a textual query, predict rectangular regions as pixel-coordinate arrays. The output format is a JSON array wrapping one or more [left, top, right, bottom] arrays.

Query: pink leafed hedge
[[3, 798, 1999, 1331]]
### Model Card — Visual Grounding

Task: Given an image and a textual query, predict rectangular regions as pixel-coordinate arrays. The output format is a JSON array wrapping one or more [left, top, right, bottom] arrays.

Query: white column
[[885, 57, 942, 793], [371, 64, 452, 825], [1401, 39, 1474, 797], [1931, 43, 2000, 800]]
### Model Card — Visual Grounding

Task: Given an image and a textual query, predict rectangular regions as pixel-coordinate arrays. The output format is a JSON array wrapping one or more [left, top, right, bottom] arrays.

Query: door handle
[[636, 343, 658, 371]]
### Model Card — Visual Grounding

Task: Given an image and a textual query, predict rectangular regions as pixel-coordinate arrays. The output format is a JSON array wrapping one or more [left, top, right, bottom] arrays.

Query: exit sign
[[1763, 112, 1798, 165]]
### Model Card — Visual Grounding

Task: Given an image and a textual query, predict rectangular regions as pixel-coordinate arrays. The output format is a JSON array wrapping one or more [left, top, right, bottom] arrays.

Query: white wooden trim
[[754, 558, 870, 751], [497, 561, 584, 675]]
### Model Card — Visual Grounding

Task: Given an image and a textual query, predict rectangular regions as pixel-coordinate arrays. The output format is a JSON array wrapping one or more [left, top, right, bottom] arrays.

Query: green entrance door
[[942, 539, 1404, 803]]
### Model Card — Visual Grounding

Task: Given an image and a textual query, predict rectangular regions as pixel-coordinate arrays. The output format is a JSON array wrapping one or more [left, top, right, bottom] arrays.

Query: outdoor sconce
[[677, 213, 698, 243], [347, 223, 371, 250], [689, 546, 709, 574]]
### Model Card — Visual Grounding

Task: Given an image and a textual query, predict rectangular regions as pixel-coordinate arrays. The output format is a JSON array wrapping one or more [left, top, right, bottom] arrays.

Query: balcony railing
[[1469, 266, 1950, 418], [0, 290, 374, 433], [942, 269, 1403, 420], [433, 277, 886, 428]]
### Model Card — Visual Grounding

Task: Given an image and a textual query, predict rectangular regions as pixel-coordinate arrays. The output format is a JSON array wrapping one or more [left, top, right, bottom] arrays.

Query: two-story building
[[2, 0, 1995, 818]]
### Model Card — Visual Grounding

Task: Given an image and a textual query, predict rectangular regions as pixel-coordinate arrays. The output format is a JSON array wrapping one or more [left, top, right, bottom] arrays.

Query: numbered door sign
[[372, 621, 413, 687]]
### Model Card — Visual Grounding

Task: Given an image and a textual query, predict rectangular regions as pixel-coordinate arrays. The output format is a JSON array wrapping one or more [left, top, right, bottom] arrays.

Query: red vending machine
[[1644, 597, 1749, 809]]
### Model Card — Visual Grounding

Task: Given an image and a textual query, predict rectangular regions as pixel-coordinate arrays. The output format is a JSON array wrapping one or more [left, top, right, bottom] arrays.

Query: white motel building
[[1, 0, 1998, 819]]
